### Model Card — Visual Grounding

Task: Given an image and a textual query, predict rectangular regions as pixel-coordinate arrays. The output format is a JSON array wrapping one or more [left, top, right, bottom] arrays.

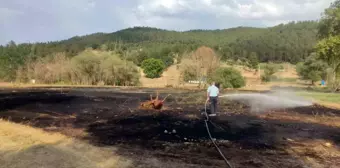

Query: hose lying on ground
[[204, 100, 233, 168]]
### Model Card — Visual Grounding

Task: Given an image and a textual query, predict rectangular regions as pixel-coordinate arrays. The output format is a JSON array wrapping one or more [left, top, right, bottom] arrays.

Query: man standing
[[207, 81, 219, 116]]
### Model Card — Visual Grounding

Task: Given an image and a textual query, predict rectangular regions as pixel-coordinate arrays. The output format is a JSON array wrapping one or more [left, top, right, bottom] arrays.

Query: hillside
[[0, 21, 318, 81], [52, 21, 318, 63]]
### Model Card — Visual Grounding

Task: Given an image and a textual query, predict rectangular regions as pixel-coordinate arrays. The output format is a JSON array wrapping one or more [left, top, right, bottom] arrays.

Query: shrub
[[70, 50, 102, 85], [179, 46, 220, 86], [17, 49, 140, 86], [135, 51, 149, 66], [208, 67, 246, 88], [247, 52, 259, 71], [141, 58, 165, 78], [296, 53, 328, 85], [101, 55, 140, 86], [16, 53, 71, 84], [261, 63, 278, 82], [70, 50, 140, 85]]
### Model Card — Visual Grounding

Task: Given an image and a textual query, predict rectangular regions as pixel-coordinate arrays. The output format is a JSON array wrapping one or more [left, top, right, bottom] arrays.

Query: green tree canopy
[[316, 0, 340, 91], [141, 58, 165, 78], [318, 0, 340, 39], [316, 35, 340, 76], [296, 53, 328, 84], [208, 67, 246, 88]]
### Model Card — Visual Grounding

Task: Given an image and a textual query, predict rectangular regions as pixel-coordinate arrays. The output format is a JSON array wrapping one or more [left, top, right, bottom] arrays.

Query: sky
[[0, 0, 335, 44]]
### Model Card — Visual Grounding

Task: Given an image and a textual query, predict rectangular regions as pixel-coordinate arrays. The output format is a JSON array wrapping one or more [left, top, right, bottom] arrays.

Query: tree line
[[0, 20, 319, 82], [294, 0, 340, 91]]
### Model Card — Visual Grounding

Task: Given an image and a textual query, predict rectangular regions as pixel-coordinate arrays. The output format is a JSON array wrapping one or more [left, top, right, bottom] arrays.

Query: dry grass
[[286, 139, 340, 168], [140, 64, 181, 87], [139, 57, 300, 89], [3, 61, 302, 89], [139, 63, 301, 89], [316, 102, 340, 110], [14, 50, 140, 86], [0, 120, 131, 168], [260, 110, 340, 168], [260, 111, 340, 128]]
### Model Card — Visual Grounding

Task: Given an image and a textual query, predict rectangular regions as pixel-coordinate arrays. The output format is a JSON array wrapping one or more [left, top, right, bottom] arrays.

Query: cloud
[[0, 7, 23, 22], [0, 0, 335, 44], [134, 0, 334, 27]]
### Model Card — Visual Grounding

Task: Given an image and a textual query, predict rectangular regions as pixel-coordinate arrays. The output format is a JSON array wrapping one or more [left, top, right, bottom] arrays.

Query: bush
[[101, 55, 140, 86], [179, 46, 220, 84], [16, 53, 71, 84], [296, 53, 327, 85], [141, 58, 165, 78], [261, 63, 278, 82], [246, 52, 259, 71], [16, 50, 141, 86], [70, 50, 140, 86], [208, 67, 246, 88], [70, 51, 102, 85]]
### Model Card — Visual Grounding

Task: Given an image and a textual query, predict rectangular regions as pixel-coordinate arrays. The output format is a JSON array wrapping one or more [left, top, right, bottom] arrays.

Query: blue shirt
[[207, 85, 219, 97]]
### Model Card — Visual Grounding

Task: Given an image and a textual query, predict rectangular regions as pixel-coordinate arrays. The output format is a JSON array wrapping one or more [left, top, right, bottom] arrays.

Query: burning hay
[[140, 91, 171, 110]]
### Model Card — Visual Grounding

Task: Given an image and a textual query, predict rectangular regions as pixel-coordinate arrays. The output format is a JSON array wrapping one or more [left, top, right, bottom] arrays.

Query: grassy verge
[[0, 120, 131, 168], [296, 91, 340, 109], [296, 91, 340, 103]]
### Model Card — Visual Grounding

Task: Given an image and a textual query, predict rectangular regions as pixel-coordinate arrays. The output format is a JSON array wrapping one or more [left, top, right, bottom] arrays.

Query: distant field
[[141, 62, 297, 87], [1, 62, 301, 89], [1, 62, 329, 102]]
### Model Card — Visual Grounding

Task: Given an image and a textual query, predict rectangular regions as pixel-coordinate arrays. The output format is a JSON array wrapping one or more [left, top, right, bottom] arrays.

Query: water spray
[[219, 90, 313, 113], [202, 90, 312, 168]]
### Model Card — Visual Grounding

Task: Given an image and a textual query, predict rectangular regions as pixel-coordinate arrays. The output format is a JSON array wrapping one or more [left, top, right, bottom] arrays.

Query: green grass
[[296, 91, 340, 103]]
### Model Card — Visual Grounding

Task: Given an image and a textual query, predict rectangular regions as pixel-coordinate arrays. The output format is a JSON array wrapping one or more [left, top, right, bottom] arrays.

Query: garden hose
[[204, 100, 233, 168]]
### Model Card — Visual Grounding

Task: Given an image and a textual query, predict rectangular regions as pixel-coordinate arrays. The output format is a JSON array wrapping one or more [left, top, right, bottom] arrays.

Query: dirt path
[[0, 88, 339, 168]]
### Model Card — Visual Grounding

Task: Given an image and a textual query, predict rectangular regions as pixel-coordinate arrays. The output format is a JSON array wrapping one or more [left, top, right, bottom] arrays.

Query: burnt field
[[0, 88, 340, 168]]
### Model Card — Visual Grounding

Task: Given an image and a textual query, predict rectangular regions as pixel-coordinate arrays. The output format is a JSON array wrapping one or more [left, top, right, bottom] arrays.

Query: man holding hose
[[207, 81, 219, 117]]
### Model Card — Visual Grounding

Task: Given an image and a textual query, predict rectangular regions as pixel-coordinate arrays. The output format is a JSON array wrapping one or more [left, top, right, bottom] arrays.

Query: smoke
[[219, 89, 313, 113]]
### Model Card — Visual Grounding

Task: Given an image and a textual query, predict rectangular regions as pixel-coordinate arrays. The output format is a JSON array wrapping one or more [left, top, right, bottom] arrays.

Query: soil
[[0, 88, 339, 168]]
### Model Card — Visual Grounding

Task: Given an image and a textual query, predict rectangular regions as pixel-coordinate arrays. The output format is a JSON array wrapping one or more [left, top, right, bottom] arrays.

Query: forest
[[0, 21, 318, 82], [0, 0, 339, 88]]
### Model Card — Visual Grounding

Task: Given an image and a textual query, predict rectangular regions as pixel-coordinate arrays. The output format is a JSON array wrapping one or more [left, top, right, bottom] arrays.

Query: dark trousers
[[209, 96, 218, 114]]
